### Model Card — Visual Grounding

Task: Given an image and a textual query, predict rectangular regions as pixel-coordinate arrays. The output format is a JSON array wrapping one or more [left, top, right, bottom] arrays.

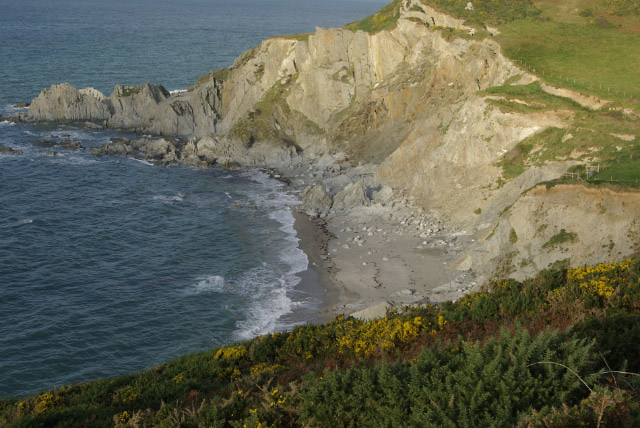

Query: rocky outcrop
[[28, 83, 112, 122], [90, 137, 178, 165], [17, 0, 638, 283], [300, 184, 333, 217], [332, 180, 370, 212], [469, 184, 640, 282], [0, 144, 22, 155], [33, 139, 83, 150], [26, 81, 222, 137]]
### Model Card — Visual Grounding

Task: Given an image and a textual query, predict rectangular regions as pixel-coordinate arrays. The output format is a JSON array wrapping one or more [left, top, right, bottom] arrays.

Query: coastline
[[276, 164, 479, 324]]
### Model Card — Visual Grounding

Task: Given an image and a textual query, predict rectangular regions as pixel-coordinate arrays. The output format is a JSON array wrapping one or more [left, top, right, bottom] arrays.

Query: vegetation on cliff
[[3, 258, 640, 427], [486, 81, 640, 185]]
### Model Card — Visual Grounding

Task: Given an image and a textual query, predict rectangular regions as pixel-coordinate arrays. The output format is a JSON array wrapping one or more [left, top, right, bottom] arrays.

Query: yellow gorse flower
[[214, 345, 247, 361], [567, 259, 631, 299]]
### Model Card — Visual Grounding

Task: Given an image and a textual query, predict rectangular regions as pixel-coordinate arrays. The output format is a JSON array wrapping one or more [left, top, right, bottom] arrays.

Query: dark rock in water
[[33, 139, 83, 150], [83, 121, 103, 130], [34, 139, 57, 148], [0, 144, 23, 155], [45, 150, 58, 157], [219, 160, 240, 170], [16, 101, 30, 108], [88, 136, 180, 166], [58, 140, 83, 150], [90, 141, 134, 157]]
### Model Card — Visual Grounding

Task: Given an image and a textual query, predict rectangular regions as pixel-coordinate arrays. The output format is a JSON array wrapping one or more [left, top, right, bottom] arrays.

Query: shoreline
[[271, 163, 479, 324]]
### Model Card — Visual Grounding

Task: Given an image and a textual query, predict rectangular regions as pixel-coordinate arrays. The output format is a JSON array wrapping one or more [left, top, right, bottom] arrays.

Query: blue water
[[0, 0, 385, 398]]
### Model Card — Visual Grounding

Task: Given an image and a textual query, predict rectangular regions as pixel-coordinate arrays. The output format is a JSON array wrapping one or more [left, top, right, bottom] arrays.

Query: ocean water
[[0, 0, 385, 398]]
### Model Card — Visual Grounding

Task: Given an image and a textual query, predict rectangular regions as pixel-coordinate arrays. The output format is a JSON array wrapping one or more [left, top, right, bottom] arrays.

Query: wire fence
[[562, 163, 640, 186], [511, 59, 638, 101]]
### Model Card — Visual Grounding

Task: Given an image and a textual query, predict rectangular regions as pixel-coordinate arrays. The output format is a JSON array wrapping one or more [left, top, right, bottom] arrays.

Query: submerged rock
[[0, 144, 22, 155]]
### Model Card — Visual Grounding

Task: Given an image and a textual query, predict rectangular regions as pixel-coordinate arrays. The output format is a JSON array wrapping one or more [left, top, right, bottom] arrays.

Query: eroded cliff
[[17, 0, 639, 283]]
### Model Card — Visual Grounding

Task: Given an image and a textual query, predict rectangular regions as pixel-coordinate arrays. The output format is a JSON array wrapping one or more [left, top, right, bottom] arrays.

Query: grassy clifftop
[[3, 258, 640, 427]]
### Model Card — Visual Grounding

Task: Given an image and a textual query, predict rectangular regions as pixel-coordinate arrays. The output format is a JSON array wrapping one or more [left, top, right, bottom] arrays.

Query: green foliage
[[344, 0, 402, 33], [4, 258, 640, 426], [510, 227, 519, 244], [497, 126, 565, 180], [603, 0, 640, 16], [230, 78, 325, 143], [485, 80, 640, 186], [119, 86, 143, 97], [298, 329, 593, 428], [193, 68, 229, 88], [543, 229, 577, 249]]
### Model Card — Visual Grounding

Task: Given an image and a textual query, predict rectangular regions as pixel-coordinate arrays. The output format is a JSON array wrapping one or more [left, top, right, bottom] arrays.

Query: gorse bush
[[298, 329, 594, 428], [2, 258, 640, 427]]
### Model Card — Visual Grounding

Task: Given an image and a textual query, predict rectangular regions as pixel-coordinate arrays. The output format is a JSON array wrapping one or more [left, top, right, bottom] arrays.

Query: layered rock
[[18, 0, 639, 281], [27, 81, 221, 137]]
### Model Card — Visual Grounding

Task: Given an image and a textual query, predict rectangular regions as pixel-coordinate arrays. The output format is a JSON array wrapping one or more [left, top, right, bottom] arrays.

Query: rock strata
[[13, 0, 639, 290]]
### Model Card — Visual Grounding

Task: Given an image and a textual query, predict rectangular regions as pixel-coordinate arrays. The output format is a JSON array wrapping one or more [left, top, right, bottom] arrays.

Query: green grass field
[[415, 0, 640, 105], [496, 19, 640, 102]]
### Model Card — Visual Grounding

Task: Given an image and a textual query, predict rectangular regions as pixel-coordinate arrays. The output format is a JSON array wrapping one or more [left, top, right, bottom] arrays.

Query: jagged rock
[[33, 140, 57, 148], [83, 121, 104, 130], [300, 184, 333, 217], [0, 144, 22, 155], [26, 81, 221, 137], [16, 101, 29, 108], [351, 301, 396, 321], [332, 180, 370, 211], [90, 141, 134, 157], [372, 185, 394, 204], [28, 83, 112, 122], [130, 138, 175, 160], [58, 140, 83, 150]]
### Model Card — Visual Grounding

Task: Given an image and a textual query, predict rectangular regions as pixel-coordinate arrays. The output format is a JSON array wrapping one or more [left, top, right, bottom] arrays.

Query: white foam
[[185, 275, 226, 295], [48, 155, 98, 165], [152, 193, 184, 202], [0, 120, 15, 126], [233, 266, 297, 339], [169, 89, 187, 95], [45, 129, 96, 142], [227, 169, 311, 339], [18, 218, 33, 224], [132, 158, 154, 166]]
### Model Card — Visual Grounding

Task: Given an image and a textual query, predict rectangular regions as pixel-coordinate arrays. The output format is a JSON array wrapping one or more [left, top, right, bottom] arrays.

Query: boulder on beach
[[332, 180, 370, 211], [300, 184, 333, 217], [351, 301, 396, 321]]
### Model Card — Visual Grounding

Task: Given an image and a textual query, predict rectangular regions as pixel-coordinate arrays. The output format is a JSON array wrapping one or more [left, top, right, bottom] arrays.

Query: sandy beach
[[275, 162, 479, 322]]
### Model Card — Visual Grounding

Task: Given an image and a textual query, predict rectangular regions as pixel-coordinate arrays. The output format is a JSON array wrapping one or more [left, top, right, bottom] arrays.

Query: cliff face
[[21, 0, 639, 282]]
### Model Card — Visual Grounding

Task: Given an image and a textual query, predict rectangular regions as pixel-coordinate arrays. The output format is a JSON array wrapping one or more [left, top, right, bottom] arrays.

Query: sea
[[0, 0, 385, 398]]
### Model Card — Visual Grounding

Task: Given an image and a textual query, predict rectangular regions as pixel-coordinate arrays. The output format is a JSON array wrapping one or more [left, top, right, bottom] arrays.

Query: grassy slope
[[3, 259, 640, 427], [417, 0, 640, 103], [343, 0, 639, 183], [485, 81, 640, 183]]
